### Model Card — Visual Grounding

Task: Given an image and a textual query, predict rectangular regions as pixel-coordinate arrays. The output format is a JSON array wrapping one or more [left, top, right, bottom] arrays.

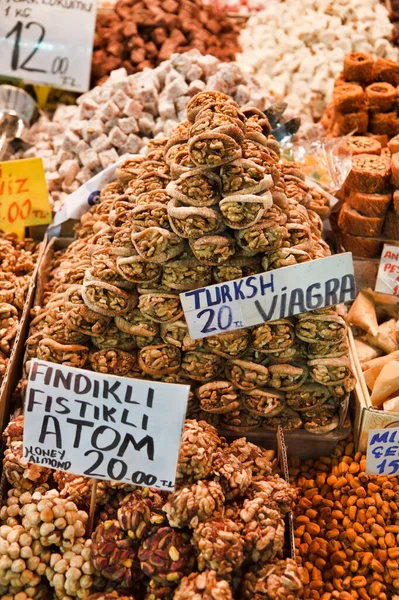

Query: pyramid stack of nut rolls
[[25, 90, 356, 435]]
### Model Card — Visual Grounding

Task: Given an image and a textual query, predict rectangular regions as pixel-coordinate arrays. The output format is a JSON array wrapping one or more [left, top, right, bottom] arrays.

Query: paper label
[[23, 360, 189, 491], [366, 427, 399, 475], [375, 244, 399, 296], [0, 0, 97, 92], [180, 253, 355, 340], [0, 158, 51, 232]]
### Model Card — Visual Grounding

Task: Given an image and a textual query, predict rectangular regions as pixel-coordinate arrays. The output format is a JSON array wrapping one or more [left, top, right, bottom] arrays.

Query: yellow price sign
[[0, 157, 52, 233]]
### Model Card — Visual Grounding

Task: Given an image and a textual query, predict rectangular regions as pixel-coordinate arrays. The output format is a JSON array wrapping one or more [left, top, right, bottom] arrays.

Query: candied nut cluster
[[22, 90, 350, 435]]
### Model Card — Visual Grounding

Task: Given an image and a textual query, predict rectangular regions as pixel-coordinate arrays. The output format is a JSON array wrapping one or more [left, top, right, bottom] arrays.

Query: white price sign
[[375, 244, 399, 296], [366, 428, 399, 475], [0, 0, 97, 92], [180, 253, 355, 340], [23, 360, 189, 491]]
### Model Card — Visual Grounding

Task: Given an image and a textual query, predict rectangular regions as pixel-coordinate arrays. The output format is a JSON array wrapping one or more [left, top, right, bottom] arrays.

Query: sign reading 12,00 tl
[[0, 0, 97, 92]]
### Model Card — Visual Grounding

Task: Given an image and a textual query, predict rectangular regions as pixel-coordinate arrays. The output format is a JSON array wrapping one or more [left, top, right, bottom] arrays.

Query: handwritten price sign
[[375, 244, 399, 297], [0, 0, 97, 92], [0, 158, 52, 233]]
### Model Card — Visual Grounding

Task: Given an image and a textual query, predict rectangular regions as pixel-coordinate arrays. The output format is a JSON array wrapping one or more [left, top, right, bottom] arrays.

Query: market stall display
[[238, 0, 397, 122], [10, 51, 267, 211], [0, 415, 303, 599], [92, 0, 240, 85]]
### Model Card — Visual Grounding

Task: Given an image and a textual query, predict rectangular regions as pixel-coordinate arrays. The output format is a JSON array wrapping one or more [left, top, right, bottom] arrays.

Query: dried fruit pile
[[22, 90, 355, 435], [92, 0, 240, 85], [1, 416, 304, 598], [0, 234, 39, 385], [290, 439, 399, 600]]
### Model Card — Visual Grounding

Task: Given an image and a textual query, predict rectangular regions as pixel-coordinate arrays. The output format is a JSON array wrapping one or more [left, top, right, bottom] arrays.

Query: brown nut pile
[[0, 233, 39, 385], [22, 90, 350, 435], [92, 0, 240, 85], [290, 439, 399, 599]]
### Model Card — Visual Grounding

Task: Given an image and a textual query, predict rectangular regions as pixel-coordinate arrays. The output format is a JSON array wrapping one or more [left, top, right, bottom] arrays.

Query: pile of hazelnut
[[1, 416, 303, 599]]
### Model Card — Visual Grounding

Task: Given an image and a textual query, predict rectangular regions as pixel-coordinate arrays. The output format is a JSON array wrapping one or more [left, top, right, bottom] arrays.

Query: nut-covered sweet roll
[[181, 351, 224, 382], [138, 344, 181, 376], [132, 227, 185, 263], [167, 199, 224, 239], [190, 113, 245, 143], [174, 571, 234, 600], [191, 518, 245, 576], [235, 221, 287, 255], [190, 234, 236, 265], [187, 91, 235, 122], [0, 303, 19, 356], [82, 281, 136, 317], [196, 381, 241, 414], [302, 405, 340, 435], [286, 383, 331, 412], [64, 303, 111, 337], [285, 223, 314, 252], [225, 359, 270, 390], [268, 363, 309, 391], [239, 494, 285, 564], [263, 406, 302, 431], [220, 159, 273, 197], [265, 247, 312, 270], [89, 348, 136, 376], [268, 343, 307, 365], [308, 357, 355, 394], [197, 102, 246, 127], [242, 388, 285, 418], [164, 481, 225, 529], [306, 339, 348, 359], [130, 203, 171, 232], [221, 409, 262, 432], [204, 330, 251, 359], [91, 323, 136, 351], [36, 339, 89, 368], [125, 172, 170, 198], [213, 256, 260, 283], [138, 291, 183, 323], [241, 559, 303, 600], [295, 314, 347, 344], [90, 247, 133, 286], [160, 320, 200, 351], [115, 308, 159, 343], [166, 169, 221, 208], [136, 189, 171, 206], [252, 320, 296, 354], [115, 156, 145, 182], [176, 420, 221, 483], [189, 132, 242, 168], [116, 255, 162, 284], [212, 450, 252, 499], [161, 259, 212, 292], [220, 193, 273, 230]]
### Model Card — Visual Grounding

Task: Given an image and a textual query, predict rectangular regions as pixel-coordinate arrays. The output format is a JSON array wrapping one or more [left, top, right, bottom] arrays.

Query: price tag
[[366, 428, 399, 475], [0, 158, 52, 233], [23, 360, 189, 491], [375, 244, 399, 296], [180, 253, 355, 340], [0, 0, 97, 92]]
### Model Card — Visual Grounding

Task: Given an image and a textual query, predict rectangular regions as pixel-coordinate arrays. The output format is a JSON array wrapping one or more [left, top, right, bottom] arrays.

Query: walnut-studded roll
[[220, 159, 273, 197], [268, 343, 307, 365], [252, 320, 295, 354], [235, 221, 287, 255], [286, 223, 314, 252], [115, 156, 145, 182], [212, 256, 260, 283], [112, 227, 135, 254], [189, 113, 245, 143], [82, 281, 135, 317], [190, 234, 236, 265], [188, 132, 242, 168], [138, 291, 183, 323], [89, 348, 136, 376], [262, 407, 302, 431], [130, 203, 171, 232], [265, 247, 312, 270], [181, 351, 224, 382], [136, 189, 171, 206], [242, 107, 271, 135], [196, 102, 246, 129], [166, 169, 221, 207], [295, 314, 347, 344], [186, 91, 235, 123], [37, 339, 89, 368], [125, 172, 170, 198], [268, 363, 309, 391], [114, 308, 158, 345], [160, 320, 200, 351], [161, 259, 212, 292], [346, 153, 391, 194], [242, 388, 285, 418], [302, 406, 340, 435], [221, 409, 262, 432], [89, 247, 131, 285], [308, 357, 355, 388], [91, 323, 136, 351], [306, 340, 348, 360], [197, 381, 241, 414], [286, 383, 331, 412], [167, 199, 224, 239], [116, 255, 162, 284], [131, 227, 185, 263], [204, 330, 251, 359], [64, 304, 111, 337], [225, 359, 269, 391], [138, 344, 181, 376], [219, 193, 273, 230]]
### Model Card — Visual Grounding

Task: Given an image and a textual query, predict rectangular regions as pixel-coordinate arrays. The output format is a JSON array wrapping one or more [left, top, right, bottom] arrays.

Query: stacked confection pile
[[23, 90, 355, 436], [1, 413, 304, 599], [11, 51, 267, 210], [237, 0, 397, 122], [92, 0, 240, 85], [0, 234, 40, 386]]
